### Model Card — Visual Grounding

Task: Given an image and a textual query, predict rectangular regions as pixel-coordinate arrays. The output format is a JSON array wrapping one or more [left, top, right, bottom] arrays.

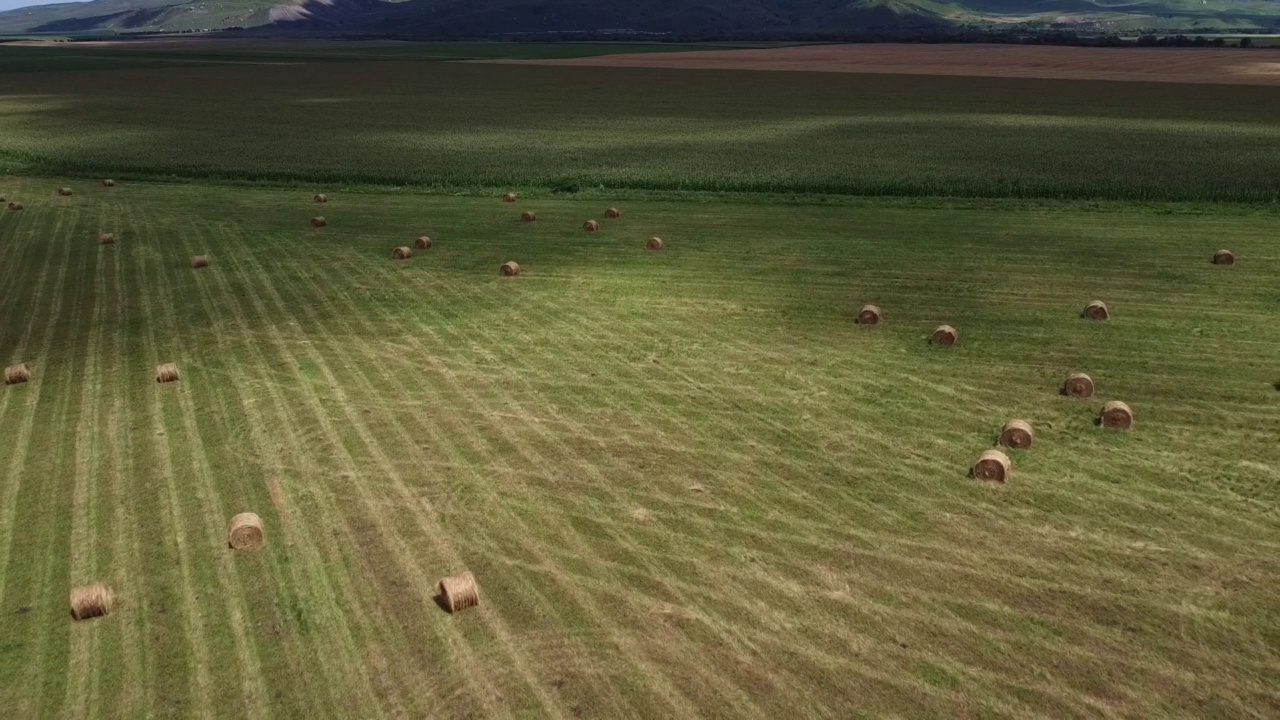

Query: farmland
[[1, 46, 1280, 201], [1, 42, 1279, 719]]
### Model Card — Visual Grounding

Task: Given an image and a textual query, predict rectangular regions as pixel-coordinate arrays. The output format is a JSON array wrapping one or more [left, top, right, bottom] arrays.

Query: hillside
[[0, 0, 1278, 38]]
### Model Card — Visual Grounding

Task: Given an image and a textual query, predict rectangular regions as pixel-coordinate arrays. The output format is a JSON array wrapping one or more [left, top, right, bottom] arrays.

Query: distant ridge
[[1, 0, 1277, 37]]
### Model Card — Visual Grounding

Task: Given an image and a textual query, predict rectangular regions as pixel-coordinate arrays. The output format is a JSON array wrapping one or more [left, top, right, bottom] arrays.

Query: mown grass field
[[1, 49, 1279, 201], [0, 176, 1277, 718]]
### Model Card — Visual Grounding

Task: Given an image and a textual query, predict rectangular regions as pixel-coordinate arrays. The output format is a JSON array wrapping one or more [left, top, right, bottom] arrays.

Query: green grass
[[1, 51, 1279, 201], [0, 177, 1276, 717]]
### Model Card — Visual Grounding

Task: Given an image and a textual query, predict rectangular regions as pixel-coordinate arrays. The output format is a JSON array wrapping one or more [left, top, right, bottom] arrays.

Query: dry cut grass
[[0, 179, 1276, 718]]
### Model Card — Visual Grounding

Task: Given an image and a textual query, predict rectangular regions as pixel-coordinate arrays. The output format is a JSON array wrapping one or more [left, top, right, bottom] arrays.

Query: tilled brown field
[[500, 43, 1280, 86]]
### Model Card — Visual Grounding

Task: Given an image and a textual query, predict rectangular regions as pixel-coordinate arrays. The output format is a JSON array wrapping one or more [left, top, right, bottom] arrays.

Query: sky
[[0, 0, 80, 12]]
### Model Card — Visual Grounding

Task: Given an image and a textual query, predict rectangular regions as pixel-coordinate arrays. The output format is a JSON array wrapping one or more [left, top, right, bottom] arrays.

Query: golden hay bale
[[1062, 372, 1095, 398], [646, 237, 665, 251], [583, 220, 600, 233], [102, 179, 116, 187], [932, 324, 958, 346], [858, 304, 882, 326], [971, 449, 1011, 483], [313, 193, 328, 203], [155, 363, 180, 384], [1082, 301, 1110, 321], [8, 202, 23, 212], [415, 236, 432, 250], [5, 363, 32, 385], [500, 261, 522, 277], [521, 211, 537, 223], [999, 420, 1035, 449], [70, 583, 114, 621], [58, 187, 73, 197], [503, 193, 517, 203], [439, 571, 479, 613], [191, 255, 209, 269], [1213, 249, 1236, 266], [311, 216, 327, 228], [392, 246, 413, 260], [227, 512, 264, 550], [98, 232, 116, 245], [1099, 401, 1133, 430], [605, 207, 622, 219]]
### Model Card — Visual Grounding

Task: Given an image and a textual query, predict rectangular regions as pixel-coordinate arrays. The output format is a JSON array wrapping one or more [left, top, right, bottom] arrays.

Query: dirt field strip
[[499, 43, 1280, 86]]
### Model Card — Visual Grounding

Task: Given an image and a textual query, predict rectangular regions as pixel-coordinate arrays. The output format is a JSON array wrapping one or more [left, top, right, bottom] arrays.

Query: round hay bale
[[1082, 301, 1110, 321], [503, 193, 518, 203], [415, 236, 432, 250], [858, 305, 882, 326], [999, 420, 1034, 449], [98, 233, 116, 245], [311, 216, 327, 229], [521, 211, 537, 223], [392, 246, 413, 260], [313, 193, 328, 203], [58, 187, 73, 197], [190, 255, 209, 269], [1213, 249, 1236, 266], [1099, 401, 1133, 430], [155, 363, 180, 384], [932, 324, 958, 346], [500, 261, 522, 277], [228, 512, 264, 550], [605, 207, 622, 219], [646, 237, 665, 251], [583, 220, 600, 233], [1062, 372, 1095, 398], [8, 202, 23, 212], [102, 179, 116, 187], [439, 571, 479, 613], [5, 363, 32, 385], [971, 449, 1011, 483], [69, 582, 114, 621]]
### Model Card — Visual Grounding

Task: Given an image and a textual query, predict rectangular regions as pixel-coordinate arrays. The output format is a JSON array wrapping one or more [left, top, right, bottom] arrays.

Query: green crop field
[[0, 42, 1278, 719], [1, 49, 1279, 202]]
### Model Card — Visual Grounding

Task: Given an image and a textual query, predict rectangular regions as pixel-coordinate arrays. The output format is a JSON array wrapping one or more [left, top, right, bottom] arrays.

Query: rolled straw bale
[[932, 324, 958, 346], [98, 233, 115, 245], [69, 583, 114, 621], [58, 187, 73, 197], [858, 305, 882, 326], [503, 193, 517, 203], [583, 220, 600, 233], [8, 202, 23, 211], [1099, 401, 1133, 430], [102, 179, 116, 187], [999, 420, 1034, 449], [521, 211, 537, 223], [971, 449, 1011, 483], [313, 193, 328, 203], [646, 237, 665, 251], [155, 363, 180, 384], [415, 236, 432, 249], [5, 363, 31, 385], [227, 512, 264, 550], [191, 255, 209, 269], [1062, 372, 1095, 398], [605, 207, 622, 219], [392, 246, 413, 260], [311, 216, 327, 229], [1082, 301, 1110, 321], [500, 261, 521, 277], [0, 195, 4, 202], [439, 571, 479, 613], [1213, 249, 1236, 266]]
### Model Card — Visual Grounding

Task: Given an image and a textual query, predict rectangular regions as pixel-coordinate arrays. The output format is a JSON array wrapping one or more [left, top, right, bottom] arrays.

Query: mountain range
[[1, 0, 1278, 37]]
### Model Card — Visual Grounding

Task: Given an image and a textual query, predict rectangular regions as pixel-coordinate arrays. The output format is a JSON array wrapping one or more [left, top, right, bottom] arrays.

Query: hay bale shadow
[[432, 593, 453, 614]]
